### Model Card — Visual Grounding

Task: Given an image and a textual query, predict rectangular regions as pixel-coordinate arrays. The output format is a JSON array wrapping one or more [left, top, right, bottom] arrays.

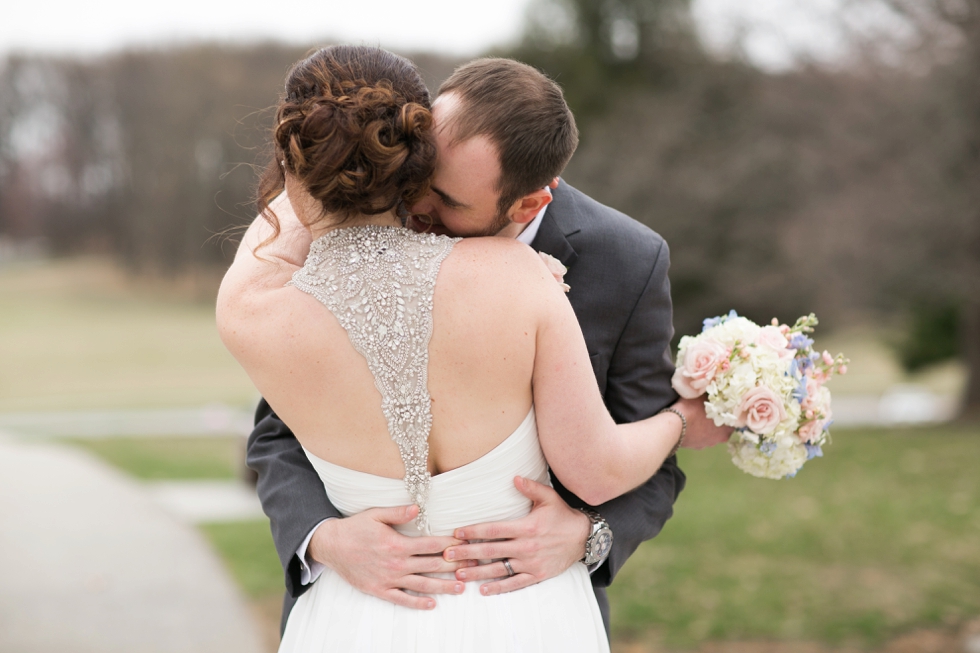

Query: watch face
[[594, 528, 613, 559], [585, 525, 613, 565]]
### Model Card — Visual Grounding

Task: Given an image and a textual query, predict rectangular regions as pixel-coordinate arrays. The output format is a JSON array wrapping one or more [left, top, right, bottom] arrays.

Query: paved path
[[0, 431, 265, 653], [0, 404, 253, 438], [147, 480, 265, 523]]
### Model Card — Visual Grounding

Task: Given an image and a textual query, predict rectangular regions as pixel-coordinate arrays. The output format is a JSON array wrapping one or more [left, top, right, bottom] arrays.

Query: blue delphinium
[[789, 359, 808, 403], [702, 310, 740, 333], [793, 377, 808, 404], [798, 355, 813, 375], [759, 441, 778, 457], [805, 444, 823, 460], [790, 334, 814, 350], [702, 316, 722, 332]]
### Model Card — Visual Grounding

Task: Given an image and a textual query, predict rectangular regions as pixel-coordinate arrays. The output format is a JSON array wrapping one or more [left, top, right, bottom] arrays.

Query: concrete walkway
[[147, 480, 265, 523], [0, 404, 253, 438], [0, 431, 264, 653]]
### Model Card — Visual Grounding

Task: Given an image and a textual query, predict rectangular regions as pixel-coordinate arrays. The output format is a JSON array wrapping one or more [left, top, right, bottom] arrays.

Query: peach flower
[[735, 385, 787, 435], [797, 419, 825, 443], [538, 252, 570, 293], [672, 339, 728, 399]]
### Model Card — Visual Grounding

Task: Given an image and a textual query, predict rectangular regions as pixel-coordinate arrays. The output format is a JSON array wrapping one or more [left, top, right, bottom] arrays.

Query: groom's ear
[[507, 188, 553, 226]]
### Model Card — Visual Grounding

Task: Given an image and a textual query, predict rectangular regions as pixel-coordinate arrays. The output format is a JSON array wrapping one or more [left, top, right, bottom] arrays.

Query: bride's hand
[[673, 398, 734, 450], [441, 477, 591, 596], [308, 504, 468, 609]]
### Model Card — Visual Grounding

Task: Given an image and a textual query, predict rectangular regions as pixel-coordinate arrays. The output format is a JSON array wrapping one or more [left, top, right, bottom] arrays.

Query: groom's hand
[[442, 476, 590, 596], [308, 504, 466, 609]]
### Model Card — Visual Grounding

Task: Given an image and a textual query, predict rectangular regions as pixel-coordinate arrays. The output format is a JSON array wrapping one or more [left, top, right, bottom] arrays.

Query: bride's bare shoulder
[[442, 237, 553, 291]]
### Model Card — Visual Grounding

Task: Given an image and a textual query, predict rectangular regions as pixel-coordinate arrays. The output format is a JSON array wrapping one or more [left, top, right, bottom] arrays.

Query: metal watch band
[[578, 508, 613, 567]]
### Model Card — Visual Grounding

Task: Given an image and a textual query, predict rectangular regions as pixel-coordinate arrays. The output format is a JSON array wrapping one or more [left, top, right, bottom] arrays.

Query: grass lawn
[[67, 435, 244, 480], [116, 426, 980, 652], [0, 257, 965, 414], [0, 258, 256, 411], [200, 520, 284, 599], [608, 425, 980, 649]]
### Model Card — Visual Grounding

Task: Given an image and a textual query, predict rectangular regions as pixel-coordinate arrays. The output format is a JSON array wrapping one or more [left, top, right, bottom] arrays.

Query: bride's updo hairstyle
[[257, 45, 435, 235]]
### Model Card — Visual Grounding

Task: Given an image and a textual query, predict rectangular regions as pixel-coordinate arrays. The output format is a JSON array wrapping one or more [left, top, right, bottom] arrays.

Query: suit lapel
[[530, 181, 581, 269]]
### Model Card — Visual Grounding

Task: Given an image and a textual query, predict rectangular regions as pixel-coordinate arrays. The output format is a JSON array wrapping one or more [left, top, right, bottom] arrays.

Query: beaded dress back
[[288, 225, 458, 534]]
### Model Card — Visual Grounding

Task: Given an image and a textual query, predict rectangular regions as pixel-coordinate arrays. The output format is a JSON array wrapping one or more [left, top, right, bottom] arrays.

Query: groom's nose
[[408, 192, 437, 218]]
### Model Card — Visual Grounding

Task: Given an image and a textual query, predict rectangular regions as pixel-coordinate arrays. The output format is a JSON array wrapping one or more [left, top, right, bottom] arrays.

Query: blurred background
[[0, 1, 977, 652]]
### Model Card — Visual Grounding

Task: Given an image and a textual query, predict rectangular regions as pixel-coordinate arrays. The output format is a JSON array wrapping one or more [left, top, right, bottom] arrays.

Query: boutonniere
[[538, 252, 570, 293]]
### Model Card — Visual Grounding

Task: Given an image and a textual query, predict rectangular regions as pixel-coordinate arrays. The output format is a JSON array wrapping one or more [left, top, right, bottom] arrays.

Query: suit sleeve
[[247, 398, 342, 598], [562, 237, 685, 588]]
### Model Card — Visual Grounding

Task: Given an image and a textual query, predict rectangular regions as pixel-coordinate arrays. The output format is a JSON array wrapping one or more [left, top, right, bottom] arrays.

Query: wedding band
[[503, 559, 515, 577]]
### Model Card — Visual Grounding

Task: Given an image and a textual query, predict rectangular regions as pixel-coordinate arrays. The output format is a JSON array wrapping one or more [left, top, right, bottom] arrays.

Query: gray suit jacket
[[247, 180, 685, 637]]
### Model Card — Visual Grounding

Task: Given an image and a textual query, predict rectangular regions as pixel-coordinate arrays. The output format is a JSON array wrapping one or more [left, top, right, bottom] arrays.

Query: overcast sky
[[0, 0, 863, 72]]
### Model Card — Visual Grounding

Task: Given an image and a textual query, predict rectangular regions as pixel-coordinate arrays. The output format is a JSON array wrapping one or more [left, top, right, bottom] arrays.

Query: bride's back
[[220, 220, 547, 479]]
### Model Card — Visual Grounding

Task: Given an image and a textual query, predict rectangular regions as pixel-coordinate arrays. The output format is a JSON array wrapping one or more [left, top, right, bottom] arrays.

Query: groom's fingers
[[454, 560, 517, 582], [382, 589, 437, 610], [444, 538, 521, 562], [405, 535, 465, 556], [371, 504, 421, 525], [405, 553, 467, 576], [512, 476, 558, 505], [399, 574, 466, 597], [451, 520, 526, 543], [479, 573, 536, 596]]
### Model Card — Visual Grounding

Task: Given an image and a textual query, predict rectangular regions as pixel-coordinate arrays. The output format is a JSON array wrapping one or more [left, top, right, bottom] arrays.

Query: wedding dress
[[277, 225, 609, 653]]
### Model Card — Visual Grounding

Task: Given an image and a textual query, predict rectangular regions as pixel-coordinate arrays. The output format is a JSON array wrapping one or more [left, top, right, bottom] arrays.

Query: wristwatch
[[578, 509, 613, 567]]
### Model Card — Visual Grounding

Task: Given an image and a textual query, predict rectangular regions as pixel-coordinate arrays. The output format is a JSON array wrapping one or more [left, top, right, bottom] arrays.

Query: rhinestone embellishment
[[288, 225, 458, 534]]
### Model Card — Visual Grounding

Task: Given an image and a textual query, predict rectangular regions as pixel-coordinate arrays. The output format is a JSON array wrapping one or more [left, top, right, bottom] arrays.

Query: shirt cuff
[[296, 519, 333, 585]]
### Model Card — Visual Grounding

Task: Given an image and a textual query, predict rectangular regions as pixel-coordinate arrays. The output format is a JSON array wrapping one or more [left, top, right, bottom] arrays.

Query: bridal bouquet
[[672, 311, 848, 479]]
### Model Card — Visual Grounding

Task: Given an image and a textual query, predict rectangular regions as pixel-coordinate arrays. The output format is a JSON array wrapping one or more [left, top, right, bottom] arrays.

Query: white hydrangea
[[728, 437, 808, 480], [713, 316, 761, 344]]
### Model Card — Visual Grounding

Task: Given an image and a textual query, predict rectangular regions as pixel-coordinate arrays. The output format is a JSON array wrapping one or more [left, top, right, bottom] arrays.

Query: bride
[[218, 45, 688, 652]]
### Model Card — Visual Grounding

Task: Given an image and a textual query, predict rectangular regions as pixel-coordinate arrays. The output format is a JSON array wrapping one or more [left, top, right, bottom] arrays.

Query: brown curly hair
[[256, 46, 435, 240]]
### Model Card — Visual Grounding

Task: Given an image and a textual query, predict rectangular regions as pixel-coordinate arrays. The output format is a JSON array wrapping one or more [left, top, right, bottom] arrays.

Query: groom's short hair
[[438, 58, 578, 215]]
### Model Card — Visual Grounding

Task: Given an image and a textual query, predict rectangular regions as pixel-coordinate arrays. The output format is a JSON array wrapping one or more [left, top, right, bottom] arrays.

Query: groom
[[248, 57, 730, 638]]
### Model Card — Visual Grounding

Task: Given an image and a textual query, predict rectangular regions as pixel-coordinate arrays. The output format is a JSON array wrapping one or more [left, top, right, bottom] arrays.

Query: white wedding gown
[[277, 225, 609, 653]]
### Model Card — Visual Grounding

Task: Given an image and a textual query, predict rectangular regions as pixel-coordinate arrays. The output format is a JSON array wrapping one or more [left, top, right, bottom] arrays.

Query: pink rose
[[672, 339, 728, 399], [735, 386, 787, 435], [801, 388, 818, 412], [755, 325, 794, 361], [538, 252, 570, 293], [797, 419, 825, 443]]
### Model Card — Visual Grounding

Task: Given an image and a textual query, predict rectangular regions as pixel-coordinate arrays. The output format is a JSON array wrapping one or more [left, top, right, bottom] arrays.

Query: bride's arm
[[529, 253, 682, 506], [217, 194, 313, 338], [223, 193, 313, 294]]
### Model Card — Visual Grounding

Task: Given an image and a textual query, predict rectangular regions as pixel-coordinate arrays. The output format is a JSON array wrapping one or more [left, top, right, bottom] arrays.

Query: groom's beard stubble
[[407, 210, 511, 238]]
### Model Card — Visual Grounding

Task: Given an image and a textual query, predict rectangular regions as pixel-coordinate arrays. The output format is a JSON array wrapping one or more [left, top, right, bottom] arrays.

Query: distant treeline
[[0, 43, 459, 270], [0, 0, 977, 414]]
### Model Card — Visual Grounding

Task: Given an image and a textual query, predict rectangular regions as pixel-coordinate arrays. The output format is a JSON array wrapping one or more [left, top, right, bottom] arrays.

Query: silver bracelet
[[659, 406, 687, 458]]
